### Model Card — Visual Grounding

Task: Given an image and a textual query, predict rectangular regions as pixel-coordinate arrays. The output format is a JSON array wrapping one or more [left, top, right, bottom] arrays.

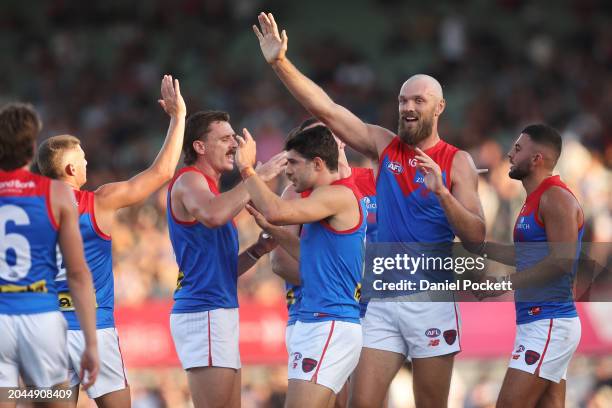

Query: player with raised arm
[[35, 75, 184, 408], [237, 126, 366, 408], [167, 110, 286, 408], [476, 124, 583, 408], [254, 13, 485, 408], [0, 103, 98, 404]]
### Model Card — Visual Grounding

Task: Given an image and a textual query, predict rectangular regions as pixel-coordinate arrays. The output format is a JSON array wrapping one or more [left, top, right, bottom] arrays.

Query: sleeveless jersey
[[286, 168, 377, 325], [297, 176, 367, 324], [376, 138, 458, 285], [0, 169, 59, 314], [167, 167, 239, 313], [56, 190, 114, 329], [513, 175, 583, 324]]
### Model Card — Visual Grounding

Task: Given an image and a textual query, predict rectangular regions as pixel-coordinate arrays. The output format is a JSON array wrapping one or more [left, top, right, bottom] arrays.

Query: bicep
[[273, 189, 343, 225], [325, 105, 393, 160], [451, 152, 484, 217], [179, 175, 215, 219], [94, 169, 167, 210], [541, 190, 580, 243], [54, 183, 86, 271]]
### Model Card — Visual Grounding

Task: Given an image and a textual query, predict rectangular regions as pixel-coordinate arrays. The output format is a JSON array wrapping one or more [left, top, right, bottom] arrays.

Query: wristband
[[240, 166, 256, 180], [246, 248, 261, 261]]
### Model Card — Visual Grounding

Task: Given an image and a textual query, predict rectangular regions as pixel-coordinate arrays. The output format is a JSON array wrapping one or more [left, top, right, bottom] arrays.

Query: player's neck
[[522, 170, 553, 196], [193, 160, 222, 183], [314, 170, 341, 190], [414, 133, 441, 151], [62, 176, 80, 190]]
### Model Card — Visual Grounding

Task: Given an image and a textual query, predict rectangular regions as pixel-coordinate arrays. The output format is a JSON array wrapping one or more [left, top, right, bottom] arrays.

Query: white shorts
[[508, 317, 581, 383], [0, 311, 68, 387], [285, 324, 295, 354], [288, 320, 362, 394], [362, 301, 461, 358], [67, 328, 128, 398], [170, 308, 241, 370]]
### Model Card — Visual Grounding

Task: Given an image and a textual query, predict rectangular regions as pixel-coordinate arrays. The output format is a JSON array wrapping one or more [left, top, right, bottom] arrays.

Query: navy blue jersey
[[167, 167, 239, 313], [297, 177, 367, 324], [0, 169, 59, 314], [514, 175, 583, 324]]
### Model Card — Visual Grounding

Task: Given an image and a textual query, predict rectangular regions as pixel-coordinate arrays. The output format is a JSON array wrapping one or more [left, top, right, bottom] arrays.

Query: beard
[[508, 161, 531, 180], [398, 112, 434, 145]]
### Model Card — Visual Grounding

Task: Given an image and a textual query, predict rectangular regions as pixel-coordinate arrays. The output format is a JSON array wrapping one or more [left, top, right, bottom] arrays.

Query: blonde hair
[[37, 134, 81, 179]]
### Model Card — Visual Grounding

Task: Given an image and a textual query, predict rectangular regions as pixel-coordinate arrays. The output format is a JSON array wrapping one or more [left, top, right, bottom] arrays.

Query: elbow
[[262, 208, 285, 225], [197, 211, 226, 228]]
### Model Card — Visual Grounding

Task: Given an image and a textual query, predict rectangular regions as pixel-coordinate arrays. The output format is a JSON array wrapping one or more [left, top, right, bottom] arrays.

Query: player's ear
[[193, 140, 206, 156], [65, 163, 75, 177], [435, 98, 446, 117], [312, 157, 324, 171]]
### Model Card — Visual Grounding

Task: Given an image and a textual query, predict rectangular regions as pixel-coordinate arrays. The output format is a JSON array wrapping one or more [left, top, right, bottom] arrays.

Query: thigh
[[411, 354, 455, 408], [87, 328, 129, 401], [18, 312, 68, 387], [288, 321, 361, 395], [400, 302, 461, 359], [0, 315, 19, 387], [187, 366, 238, 408], [497, 368, 550, 408], [349, 347, 405, 408], [286, 379, 334, 408], [536, 380, 566, 408]]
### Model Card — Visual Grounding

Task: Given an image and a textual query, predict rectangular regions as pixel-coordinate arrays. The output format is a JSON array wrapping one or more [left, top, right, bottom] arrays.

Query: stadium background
[[2, 0, 611, 406]]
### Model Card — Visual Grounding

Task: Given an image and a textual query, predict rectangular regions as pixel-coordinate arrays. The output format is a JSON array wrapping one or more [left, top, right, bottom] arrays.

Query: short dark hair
[[0, 103, 42, 171], [37, 135, 81, 179], [285, 125, 338, 171], [522, 124, 562, 162], [183, 110, 230, 165], [286, 117, 325, 141]]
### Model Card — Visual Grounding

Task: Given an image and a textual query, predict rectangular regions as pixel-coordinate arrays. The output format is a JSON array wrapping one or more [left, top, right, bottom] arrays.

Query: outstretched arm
[[94, 75, 186, 211], [253, 12, 394, 160]]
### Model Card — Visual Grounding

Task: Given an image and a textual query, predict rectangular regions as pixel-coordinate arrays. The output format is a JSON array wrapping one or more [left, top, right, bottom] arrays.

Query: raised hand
[[253, 12, 288, 64], [158, 75, 186, 118], [415, 147, 445, 195], [256, 151, 288, 182], [235, 128, 258, 171]]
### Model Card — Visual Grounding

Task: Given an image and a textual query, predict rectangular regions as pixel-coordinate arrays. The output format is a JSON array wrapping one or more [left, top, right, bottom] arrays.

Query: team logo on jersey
[[512, 354, 520, 360], [515, 345, 525, 353], [528, 306, 541, 316], [302, 358, 318, 373], [443, 329, 457, 345], [429, 339, 440, 347], [525, 350, 540, 365], [515, 216, 531, 230], [387, 161, 404, 175], [425, 328, 441, 338]]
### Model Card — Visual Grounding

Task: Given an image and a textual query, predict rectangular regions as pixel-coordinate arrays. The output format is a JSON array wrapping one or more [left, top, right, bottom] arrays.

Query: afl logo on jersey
[[387, 161, 404, 174]]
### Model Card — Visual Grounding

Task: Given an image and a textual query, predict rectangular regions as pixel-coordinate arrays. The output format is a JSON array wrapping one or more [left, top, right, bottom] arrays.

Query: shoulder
[[540, 186, 580, 214], [451, 150, 478, 180]]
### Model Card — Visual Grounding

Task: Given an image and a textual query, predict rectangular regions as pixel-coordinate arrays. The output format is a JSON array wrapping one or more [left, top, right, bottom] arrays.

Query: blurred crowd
[[2, 0, 611, 407]]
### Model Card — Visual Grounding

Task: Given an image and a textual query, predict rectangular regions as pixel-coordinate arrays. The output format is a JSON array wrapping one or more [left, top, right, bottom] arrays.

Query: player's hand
[[255, 151, 288, 182], [235, 128, 258, 171], [247, 203, 273, 230], [158, 75, 186, 118], [79, 345, 99, 390], [415, 147, 445, 195], [473, 275, 508, 300], [253, 12, 288, 65]]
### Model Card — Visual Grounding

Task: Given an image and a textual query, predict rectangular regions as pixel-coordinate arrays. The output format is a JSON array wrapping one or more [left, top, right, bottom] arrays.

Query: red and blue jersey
[[377, 137, 459, 282], [167, 167, 239, 313], [286, 167, 376, 325], [513, 175, 583, 324], [0, 169, 59, 314], [55, 190, 114, 329], [297, 176, 367, 324]]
